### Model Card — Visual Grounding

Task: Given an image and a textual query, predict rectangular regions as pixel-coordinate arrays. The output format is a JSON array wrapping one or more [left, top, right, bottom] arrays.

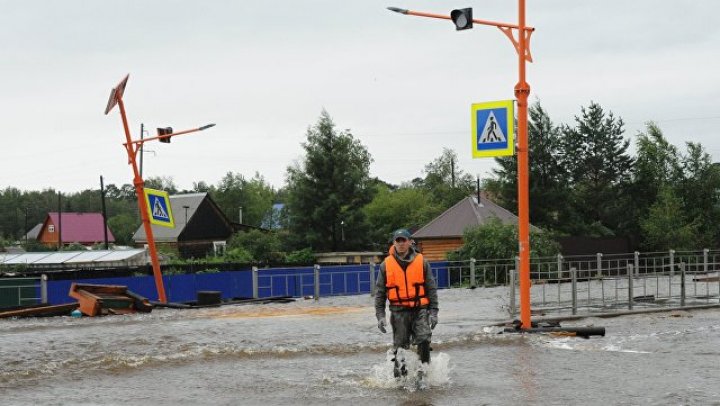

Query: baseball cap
[[392, 228, 412, 241]]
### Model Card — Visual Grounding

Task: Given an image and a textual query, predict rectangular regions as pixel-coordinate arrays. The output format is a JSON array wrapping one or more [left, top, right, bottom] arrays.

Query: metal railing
[[507, 249, 720, 316]]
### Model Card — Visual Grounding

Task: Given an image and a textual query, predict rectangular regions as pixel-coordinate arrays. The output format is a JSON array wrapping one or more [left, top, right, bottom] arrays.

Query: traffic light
[[450, 8, 473, 30], [157, 127, 173, 143]]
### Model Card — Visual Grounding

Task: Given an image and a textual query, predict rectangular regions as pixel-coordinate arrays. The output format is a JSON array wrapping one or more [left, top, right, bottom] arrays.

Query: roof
[[412, 195, 540, 239], [0, 249, 147, 268], [45, 213, 115, 244], [25, 223, 43, 240], [132, 192, 225, 243]]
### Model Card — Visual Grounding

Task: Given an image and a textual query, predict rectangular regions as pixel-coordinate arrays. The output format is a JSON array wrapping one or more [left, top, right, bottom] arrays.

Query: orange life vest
[[384, 253, 429, 307]]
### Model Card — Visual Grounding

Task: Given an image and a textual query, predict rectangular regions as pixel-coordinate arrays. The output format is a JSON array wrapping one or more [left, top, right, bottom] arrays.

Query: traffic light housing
[[451, 8, 473, 30], [157, 127, 173, 143]]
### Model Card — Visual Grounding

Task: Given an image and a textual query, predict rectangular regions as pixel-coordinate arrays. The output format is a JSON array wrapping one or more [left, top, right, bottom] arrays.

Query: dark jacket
[[375, 246, 439, 319]]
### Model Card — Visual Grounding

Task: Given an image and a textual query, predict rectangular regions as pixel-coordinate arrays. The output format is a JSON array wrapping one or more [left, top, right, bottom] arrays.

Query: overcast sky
[[2, 1, 719, 193]]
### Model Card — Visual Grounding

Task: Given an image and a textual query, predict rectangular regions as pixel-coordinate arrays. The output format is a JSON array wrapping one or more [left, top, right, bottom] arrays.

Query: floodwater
[[1, 287, 719, 405]]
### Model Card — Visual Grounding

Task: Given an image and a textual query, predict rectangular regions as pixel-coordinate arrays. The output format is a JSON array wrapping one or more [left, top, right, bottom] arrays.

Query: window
[[48, 225, 55, 233], [213, 241, 227, 256]]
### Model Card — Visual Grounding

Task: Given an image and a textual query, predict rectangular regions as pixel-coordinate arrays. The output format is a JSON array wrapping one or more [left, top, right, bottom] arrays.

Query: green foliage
[[210, 172, 276, 226], [285, 248, 315, 264], [61, 243, 87, 251], [285, 110, 374, 251], [640, 187, 706, 250], [420, 148, 475, 209], [559, 102, 634, 235], [363, 183, 442, 246], [228, 229, 284, 263], [448, 219, 560, 261], [107, 214, 140, 245], [144, 176, 179, 194], [487, 101, 569, 231]]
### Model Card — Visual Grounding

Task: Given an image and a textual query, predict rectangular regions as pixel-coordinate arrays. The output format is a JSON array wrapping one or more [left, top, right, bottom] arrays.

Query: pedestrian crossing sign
[[144, 188, 175, 228], [471, 100, 515, 158]]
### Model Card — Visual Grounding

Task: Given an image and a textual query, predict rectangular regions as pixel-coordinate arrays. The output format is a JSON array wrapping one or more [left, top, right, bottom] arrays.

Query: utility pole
[[100, 175, 109, 250], [57, 192, 63, 250]]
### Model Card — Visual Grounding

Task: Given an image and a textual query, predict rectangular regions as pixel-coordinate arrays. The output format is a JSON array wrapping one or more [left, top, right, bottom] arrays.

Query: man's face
[[393, 237, 411, 255]]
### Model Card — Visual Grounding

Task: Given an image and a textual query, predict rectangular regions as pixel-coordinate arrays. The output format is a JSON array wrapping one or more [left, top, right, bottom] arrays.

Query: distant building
[[37, 212, 115, 248], [412, 194, 540, 261], [25, 223, 43, 241], [132, 193, 235, 258], [314, 251, 383, 265]]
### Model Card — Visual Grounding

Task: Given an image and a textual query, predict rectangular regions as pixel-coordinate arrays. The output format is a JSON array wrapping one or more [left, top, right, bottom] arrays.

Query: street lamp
[[104, 74, 215, 303], [388, 2, 535, 330]]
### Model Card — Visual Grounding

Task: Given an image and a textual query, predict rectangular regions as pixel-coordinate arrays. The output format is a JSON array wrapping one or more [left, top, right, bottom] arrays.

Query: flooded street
[[2, 287, 719, 405]]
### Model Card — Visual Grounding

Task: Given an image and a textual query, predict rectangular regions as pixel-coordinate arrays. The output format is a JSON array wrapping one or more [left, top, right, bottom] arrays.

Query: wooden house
[[37, 212, 115, 248], [412, 194, 538, 261], [132, 192, 236, 258]]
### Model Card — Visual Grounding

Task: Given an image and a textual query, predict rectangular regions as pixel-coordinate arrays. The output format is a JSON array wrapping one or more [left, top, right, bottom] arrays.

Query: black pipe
[[504, 326, 606, 338]]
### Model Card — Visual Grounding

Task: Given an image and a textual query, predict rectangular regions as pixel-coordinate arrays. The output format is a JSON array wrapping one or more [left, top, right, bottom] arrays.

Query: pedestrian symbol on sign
[[471, 100, 515, 158], [152, 197, 170, 220], [144, 188, 175, 228], [479, 112, 506, 143]]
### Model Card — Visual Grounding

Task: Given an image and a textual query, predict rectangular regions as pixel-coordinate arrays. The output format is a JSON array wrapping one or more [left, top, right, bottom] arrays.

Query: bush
[[448, 218, 560, 261], [285, 248, 315, 265], [228, 230, 284, 263]]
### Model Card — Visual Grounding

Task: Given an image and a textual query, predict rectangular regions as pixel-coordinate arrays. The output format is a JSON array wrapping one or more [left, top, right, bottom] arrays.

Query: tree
[[210, 171, 275, 226], [559, 102, 634, 235], [285, 110, 374, 251], [420, 148, 475, 209], [486, 101, 569, 231], [144, 176, 179, 194], [363, 183, 442, 247], [627, 122, 681, 242], [107, 214, 140, 246], [228, 230, 284, 264], [676, 142, 720, 245], [640, 187, 704, 250]]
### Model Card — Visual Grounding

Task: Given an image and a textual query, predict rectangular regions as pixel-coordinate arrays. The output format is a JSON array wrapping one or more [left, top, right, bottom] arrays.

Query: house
[[37, 212, 115, 248], [25, 223, 43, 241], [412, 194, 539, 261], [132, 192, 235, 258]]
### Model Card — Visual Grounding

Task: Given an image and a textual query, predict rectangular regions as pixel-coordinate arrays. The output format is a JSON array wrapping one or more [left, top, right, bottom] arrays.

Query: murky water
[[1, 287, 719, 405]]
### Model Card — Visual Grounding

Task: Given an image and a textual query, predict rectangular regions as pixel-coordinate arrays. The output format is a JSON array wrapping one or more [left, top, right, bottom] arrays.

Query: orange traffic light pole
[[389, 1, 534, 329], [105, 74, 214, 303]]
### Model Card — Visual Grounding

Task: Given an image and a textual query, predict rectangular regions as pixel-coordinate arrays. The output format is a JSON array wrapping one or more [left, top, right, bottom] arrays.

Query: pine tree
[[285, 111, 374, 251]]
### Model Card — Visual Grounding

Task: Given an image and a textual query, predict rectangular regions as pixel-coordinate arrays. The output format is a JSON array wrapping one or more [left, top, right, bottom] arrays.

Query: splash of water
[[366, 348, 451, 391]]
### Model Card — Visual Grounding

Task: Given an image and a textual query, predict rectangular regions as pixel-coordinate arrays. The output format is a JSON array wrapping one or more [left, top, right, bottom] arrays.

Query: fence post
[[596, 253, 603, 278], [369, 260, 376, 297], [514, 256, 520, 286], [680, 262, 686, 307], [557, 254, 563, 279], [41, 274, 48, 304], [669, 249, 675, 298], [509, 268, 516, 316], [634, 251, 640, 275], [628, 264, 634, 310], [470, 258, 476, 288], [314, 264, 320, 301], [571, 267, 577, 315], [252, 266, 259, 299]]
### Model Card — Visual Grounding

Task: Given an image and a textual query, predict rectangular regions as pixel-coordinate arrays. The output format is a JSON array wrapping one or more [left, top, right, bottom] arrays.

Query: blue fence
[[43, 261, 452, 305]]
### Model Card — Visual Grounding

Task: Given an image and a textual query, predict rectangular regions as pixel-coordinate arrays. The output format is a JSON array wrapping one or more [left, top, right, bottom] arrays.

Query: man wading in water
[[375, 228, 439, 380]]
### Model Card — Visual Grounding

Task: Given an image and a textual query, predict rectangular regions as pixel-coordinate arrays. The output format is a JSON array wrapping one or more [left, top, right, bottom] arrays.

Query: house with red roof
[[37, 212, 115, 248]]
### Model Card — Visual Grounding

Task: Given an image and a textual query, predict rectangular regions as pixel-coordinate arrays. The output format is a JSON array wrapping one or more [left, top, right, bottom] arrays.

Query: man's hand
[[377, 317, 387, 333], [429, 309, 438, 330]]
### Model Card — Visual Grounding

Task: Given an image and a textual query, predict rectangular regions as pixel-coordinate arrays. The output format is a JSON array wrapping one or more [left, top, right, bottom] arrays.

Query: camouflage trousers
[[390, 307, 432, 349]]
